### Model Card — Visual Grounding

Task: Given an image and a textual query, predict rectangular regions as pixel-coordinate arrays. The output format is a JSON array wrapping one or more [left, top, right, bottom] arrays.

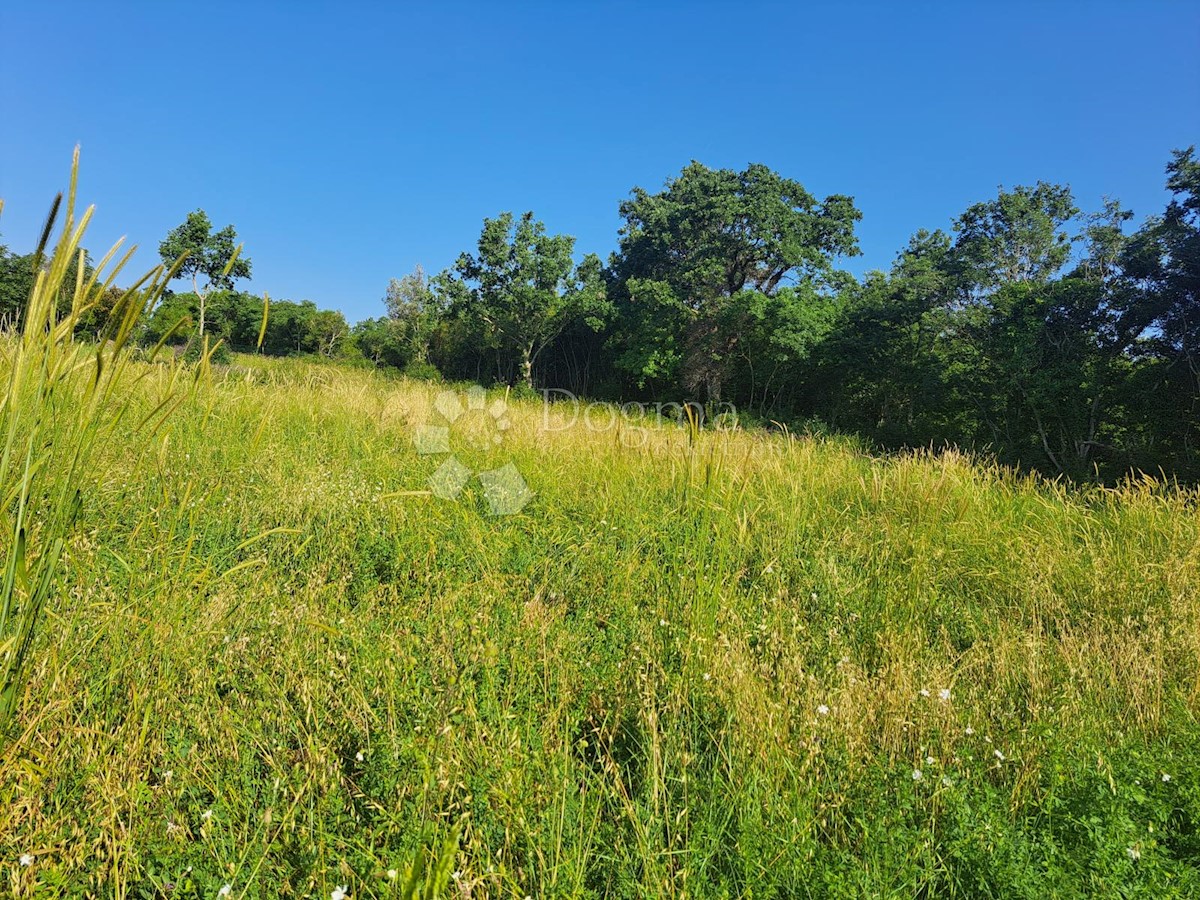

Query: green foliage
[[0, 153, 181, 729], [436, 211, 609, 387], [142, 291, 352, 363], [385, 265, 442, 365], [0, 246, 37, 326], [607, 161, 861, 401], [951, 181, 1078, 290], [1120, 146, 1200, 470], [158, 209, 252, 337], [2, 348, 1198, 896], [158, 210, 252, 296]]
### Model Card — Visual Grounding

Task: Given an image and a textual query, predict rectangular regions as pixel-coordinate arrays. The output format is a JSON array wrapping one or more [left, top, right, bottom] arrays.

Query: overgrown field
[[2, 349, 1199, 898]]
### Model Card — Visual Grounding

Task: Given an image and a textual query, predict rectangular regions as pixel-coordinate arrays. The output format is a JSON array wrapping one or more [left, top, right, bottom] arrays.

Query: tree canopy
[[158, 209, 252, 337], [4, 150, 1197, 482]]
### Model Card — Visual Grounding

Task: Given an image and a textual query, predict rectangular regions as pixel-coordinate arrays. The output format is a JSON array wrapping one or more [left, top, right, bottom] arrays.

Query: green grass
[[0, 346, 1197, 898], [2, 168, 1199, 899]]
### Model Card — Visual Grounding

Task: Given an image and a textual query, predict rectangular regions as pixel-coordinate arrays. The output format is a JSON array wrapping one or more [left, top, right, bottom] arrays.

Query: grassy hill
[[2, 347, 1198, 898]]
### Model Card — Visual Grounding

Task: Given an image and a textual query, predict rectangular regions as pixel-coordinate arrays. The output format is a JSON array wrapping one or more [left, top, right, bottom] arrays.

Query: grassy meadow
[[2, 337, 1199, 897]]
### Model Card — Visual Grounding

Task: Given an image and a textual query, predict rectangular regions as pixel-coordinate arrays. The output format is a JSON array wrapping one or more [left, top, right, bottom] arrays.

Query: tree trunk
[[194, 274, 207, 339], [520, 345, 534, 388]]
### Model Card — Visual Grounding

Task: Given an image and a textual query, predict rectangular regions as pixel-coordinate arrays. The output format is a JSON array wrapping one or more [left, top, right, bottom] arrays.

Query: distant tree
[[140, 291, 198, 348], [815, 230, 963, 445], [609, 161, 861, 401], [352, 316, 407, 368], [1120, 146, 1200, 471], [437, 212, 608, 388], [950, 182, 1078, 293], [385, 265, 442, 365], [158, 210, 251, 339], [0, 243, 36, 326], [75, 284, 126, 339], [306, 308, 349, 358], [0, 238, 95, 328]]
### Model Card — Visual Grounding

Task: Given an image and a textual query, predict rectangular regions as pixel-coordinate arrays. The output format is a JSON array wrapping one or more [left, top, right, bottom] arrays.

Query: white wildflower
[[994, 749, 1005, 761], [331, 886, 348, 900], [355, 751, 364, 762], [1126, 846, 1140, 861], [19, 853, 33, 866], [218, 886, 232, 898], [926, 756, 936, 765], [202, 809, 213, 821], [941, 775, 953, 787], [1162, 773, 1172, 783], [912, 769, 923, 781], [938, 688, 951, 702], [817, 704, 830, 716], [965, 726, 974, 735], [919, 688, 930, 698]]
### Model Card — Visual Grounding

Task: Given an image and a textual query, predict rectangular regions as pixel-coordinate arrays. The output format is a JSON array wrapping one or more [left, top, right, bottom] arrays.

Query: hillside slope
[[3, 353, 1199, 898]]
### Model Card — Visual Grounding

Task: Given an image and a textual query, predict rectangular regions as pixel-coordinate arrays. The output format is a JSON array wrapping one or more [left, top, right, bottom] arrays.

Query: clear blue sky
[[1, 1, 1197, 323]]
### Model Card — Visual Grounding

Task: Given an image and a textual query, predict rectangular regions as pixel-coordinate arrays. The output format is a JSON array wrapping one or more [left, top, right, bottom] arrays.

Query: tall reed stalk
[[0, 149, 182, 730]]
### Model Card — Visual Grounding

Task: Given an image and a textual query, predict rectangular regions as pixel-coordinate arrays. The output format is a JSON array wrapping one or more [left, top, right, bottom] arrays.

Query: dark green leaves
[[158, 209, 252, 294]]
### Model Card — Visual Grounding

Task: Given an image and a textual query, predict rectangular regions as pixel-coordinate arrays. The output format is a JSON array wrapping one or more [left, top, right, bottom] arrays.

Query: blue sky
[[1, 1, 1197, 323]]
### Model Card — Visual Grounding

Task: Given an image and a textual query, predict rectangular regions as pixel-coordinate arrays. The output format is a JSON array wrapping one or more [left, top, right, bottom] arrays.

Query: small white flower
[[938, 688, 951, 702], [166, 820, 179, 833], [702, 672, 711, 681], [202, 809, 213, 820], [218, 886, 232, 898], [355, 751, 364, 762], [19, 853, 33, 866], [912, 769, 923, 781], [451, 870, 462, 881], [387, 869, 399, 879], [659, 619, 668, 627], [919, 688, 930, 698], [817, 704, 830, 716], [965, 726, 975, 735], [331, 886, 348, 900], [1126, 846, 1141, 861], [1162, 773, 1172, 783], [926, 756, 936, 765], [941, 775, 953, 787], [994, 749, 1005, 761]]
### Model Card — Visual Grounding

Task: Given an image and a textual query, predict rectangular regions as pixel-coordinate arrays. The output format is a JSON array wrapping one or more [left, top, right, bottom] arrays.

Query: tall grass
[[0, 152, 183, 728], [1, 181, 1198, 897]]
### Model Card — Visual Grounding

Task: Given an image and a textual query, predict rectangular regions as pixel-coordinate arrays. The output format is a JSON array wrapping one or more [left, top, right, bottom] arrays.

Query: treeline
[[393, 150, 1200, 483], [1, 149, 1196, 482]]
